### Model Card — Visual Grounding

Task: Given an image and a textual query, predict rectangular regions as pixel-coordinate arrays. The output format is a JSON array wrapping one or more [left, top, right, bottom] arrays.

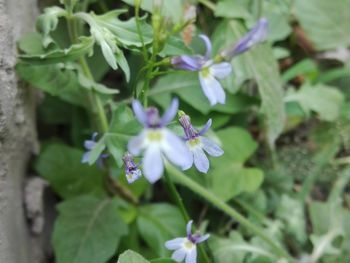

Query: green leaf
[[212, 20, 285, 147], [282, 59, 318, 83], [18, 32, 45, 55], [16, 63, 87, 107], [295, 0, 350, 50], [89, 10, 153, 47], [214, 0, 252, 20], [151, 72, 256, 114], [209, 128, 263, 201], [34, 143, 106, 199], [121, 0, 183, 23], [137, 203, 186, 257], [160, 36, 193, 56], [151, 259, 176, 263], [209, 231, 274, 263], [276, 195, 307, 244], [53, 196, 128, 263], [285, 84, 345, 121], [117, 250, 149, 263], [19, 36, 94, 65], [36, 6, 67, 47]]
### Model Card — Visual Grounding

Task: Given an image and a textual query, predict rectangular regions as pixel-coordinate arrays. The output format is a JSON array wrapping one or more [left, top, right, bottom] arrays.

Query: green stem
[[165, 163, 297, 263], [66, 12, 137, 204], [233, 199, 270, 225], [257, 0, 264, 19], [163, 172, 210, 263], [197, 0, 216, 11]]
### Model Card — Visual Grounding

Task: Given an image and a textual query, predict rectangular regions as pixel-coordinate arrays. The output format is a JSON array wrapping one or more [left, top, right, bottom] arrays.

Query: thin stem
[[257, 0, 264, 19], [135, 2, 149, 62], [165, 163, 297, 263], [233, 199, 270, 226], [66, 12, 137, 204], [163, 172, 210, 263], [197, 0, 216, 11]]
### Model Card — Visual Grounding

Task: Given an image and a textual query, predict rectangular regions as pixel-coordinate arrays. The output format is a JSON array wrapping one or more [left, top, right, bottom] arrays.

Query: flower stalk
[[165, 162, 297, 263]]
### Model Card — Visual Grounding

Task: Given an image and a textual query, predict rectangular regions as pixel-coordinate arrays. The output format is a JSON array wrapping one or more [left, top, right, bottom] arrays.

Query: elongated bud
[[220, 18, 268, 60]]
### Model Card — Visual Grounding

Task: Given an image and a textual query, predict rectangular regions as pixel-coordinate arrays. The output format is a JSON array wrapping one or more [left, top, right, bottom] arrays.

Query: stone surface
[[0, 0, 38, 262]]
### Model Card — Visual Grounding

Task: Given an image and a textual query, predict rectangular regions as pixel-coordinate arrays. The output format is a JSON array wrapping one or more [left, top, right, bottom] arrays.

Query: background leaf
[[53, 196, 128, 263], [35, 143, 106, 199]]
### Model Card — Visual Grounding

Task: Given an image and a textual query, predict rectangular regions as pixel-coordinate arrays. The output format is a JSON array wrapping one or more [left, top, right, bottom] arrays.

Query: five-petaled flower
[[171, 34, 232, 106], [127, 98, 191, 183], [165, 220, 210, 263], [122, 152, 142, 184], [81, 132, 108, 166], [179, 112, 223, 173]]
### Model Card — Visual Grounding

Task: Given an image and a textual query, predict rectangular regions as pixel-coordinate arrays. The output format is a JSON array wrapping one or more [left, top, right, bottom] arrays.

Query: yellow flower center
[[201, 67, 210, 78], [184, 240, 194, 250], [188, 138, 200, 147], [147, 130, 163, 141]]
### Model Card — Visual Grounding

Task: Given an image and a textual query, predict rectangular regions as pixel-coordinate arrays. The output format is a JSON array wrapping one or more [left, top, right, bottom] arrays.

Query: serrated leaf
[[117, 250, 149, 263], [34, 143, 106, 199], [36, 6, 67, 47], [90, 10, 153, 47], [295, 0, 350, 51], [53, 196, 128, 263], [137, 203, 186, 257], [19, 37, 94, 65]]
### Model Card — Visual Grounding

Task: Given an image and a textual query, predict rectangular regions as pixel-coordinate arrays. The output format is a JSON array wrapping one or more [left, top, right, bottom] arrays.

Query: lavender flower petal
[[186, 220, 193, 237], [81, 151, 90, 163], [199, 34, 212, 59], [193, 147, 209, 173], [232, 17, 268, 55], [198, 119, 212, 136], [143, 145, 163, 183], [209, 62, 232, 79], [171, 55, 202, 71], [84, 140, 96, 150], [132, 100, 148, 126], [162, 129, 192, 169], [195, 234, 210, 244], [160, 98, 179, 126], [186, 248, 197, 263], [127, 131, 146, 155], [199, 73, 226, 105], [165, 238, 186, 250], [201, 137, 224, 157], [172, 248, 187, 262]]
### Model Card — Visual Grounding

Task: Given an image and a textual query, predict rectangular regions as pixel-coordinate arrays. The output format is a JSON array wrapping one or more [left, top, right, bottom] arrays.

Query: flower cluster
[[80, 17, 268, 263], [171, 18, 268, 106]]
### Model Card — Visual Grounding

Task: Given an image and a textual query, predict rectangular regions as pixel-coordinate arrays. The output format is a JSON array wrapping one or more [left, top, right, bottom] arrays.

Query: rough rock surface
[[0, 0, 38, 262]]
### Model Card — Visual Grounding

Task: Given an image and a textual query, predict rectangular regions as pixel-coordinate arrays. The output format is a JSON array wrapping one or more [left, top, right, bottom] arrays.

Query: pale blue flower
[[165, 220, 210, 263], [220, 18, 268, 59], [171, 35, 232, 106], [127, 98, 192, 183], [179, 113, 223, 173], [81, 132, 108, 166], [122, 152, 142, 184]]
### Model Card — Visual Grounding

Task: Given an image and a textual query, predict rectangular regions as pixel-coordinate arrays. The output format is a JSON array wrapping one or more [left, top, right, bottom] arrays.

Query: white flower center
[[183, 239, 195, 250]]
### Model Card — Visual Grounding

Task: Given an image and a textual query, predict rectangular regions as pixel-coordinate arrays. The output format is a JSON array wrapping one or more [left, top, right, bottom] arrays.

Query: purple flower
[[220, 18, 268, 59], [179, 112, 223, 173], [123, 152, 142, 184], [165, 220, 210, 263], [81, 132, 108, 166], [171, 35, 232, 106], [127, 98, 192, 183]]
